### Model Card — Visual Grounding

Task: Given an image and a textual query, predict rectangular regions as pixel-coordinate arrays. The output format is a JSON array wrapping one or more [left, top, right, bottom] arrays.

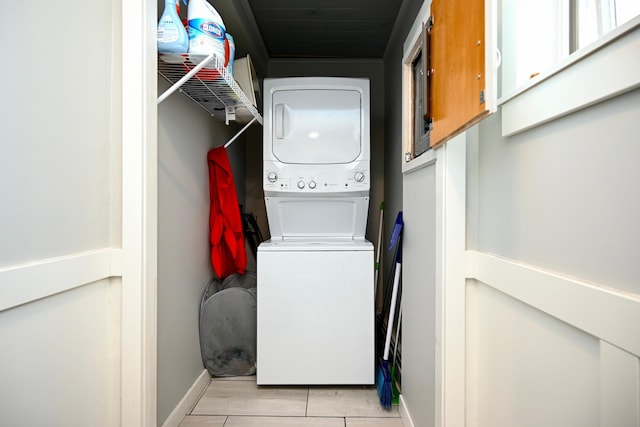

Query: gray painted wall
[[156, 78, 249, 424], [467, 88, 640, 425], [1, 1, 116, 264], [155, 1, 259, 423], [382, 3, 436, 425], [472, 89, 640, 295], [402, 164, 438, 427], [155, 1, 265, 421], [383, 0, 425, 283], [0, 0, 122, 425], [461, 17, 640, 427]]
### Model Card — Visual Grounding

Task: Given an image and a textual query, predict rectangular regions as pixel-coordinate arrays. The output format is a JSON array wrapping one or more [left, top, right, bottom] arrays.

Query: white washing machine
[[257, 77, 374, 385], [257, 239, 373, 385]]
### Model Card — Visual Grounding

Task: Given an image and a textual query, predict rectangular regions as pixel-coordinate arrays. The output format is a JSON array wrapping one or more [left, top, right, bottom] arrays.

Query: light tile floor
[[179, 376, 403, 427]]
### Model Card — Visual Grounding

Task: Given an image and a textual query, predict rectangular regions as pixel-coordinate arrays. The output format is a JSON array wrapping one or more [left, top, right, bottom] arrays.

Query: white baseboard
[[399, 394, 416, 427], [161, 369, 211, 427]]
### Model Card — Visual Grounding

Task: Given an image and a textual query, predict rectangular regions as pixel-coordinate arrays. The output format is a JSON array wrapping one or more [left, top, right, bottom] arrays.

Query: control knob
[[297, 180, 305, 189], [267, 172, 278, 183], [308, 180, 317, 189], [354, 171, 366, 183]]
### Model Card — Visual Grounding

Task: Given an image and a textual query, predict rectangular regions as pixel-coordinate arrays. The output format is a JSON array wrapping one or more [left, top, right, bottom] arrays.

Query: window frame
[[500, 15, 640, 137], [402, 2, 432, 168]]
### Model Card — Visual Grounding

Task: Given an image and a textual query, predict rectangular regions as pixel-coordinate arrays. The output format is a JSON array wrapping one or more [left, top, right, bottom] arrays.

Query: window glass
[[575, 0, 640, 49], [500, 0, 639, 95], [500, 0, 567, 95], [616, 0, 640, 24], [412, 51, 430, 157]]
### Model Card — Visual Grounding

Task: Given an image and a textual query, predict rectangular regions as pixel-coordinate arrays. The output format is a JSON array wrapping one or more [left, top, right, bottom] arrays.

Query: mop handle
[[373, 202, 384, 291], [383, 261, 402, 360], [392, 305, 402, 362]]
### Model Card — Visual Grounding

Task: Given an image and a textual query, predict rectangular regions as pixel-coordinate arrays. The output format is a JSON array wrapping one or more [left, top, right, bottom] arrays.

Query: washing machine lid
[[271, 88, 362, 164]]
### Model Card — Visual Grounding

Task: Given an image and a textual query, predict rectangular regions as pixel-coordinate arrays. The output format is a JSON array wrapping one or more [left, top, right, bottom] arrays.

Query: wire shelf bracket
[[157, 52, 262, 147]]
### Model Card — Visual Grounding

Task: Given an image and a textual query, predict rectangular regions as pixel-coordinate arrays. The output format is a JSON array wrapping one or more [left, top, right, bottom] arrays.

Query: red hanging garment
[[207, 147, 247, 279]]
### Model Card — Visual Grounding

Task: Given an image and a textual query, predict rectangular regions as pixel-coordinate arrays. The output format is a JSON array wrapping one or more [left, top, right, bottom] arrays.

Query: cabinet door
[[404, 0, 497, 154]]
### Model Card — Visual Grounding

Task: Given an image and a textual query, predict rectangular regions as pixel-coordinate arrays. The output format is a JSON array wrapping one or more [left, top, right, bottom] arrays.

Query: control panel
[[264, 162, 370, 194]]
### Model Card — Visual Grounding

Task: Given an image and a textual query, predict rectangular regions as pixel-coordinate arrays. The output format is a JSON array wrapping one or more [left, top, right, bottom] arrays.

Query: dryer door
[[271, 88, 362, 164]]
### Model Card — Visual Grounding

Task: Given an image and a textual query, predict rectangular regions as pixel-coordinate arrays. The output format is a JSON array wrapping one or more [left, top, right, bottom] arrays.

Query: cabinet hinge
[[225, 106, 236, 125], [424, 117, 433, 133], [405, 152, 413, 162], [480, 90, 485, 105]]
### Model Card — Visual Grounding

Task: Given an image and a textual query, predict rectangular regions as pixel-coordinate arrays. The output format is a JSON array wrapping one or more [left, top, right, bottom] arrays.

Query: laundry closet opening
[[155, 0, 399, 425]]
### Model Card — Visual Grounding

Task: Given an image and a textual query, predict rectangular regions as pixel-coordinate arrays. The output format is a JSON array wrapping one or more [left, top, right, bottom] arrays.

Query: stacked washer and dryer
[[256, 77, 374, 385]]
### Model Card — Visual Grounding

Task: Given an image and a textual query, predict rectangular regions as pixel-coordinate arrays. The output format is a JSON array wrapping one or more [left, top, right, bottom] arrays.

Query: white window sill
[[402, 147, 437, 175], [499, 15, 640, 137]]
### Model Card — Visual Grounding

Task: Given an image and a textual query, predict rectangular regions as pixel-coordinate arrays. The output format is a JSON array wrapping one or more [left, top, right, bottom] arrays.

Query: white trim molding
[[160, 370, 210, 427], [121, 0, 158, 424], [435, 133, 468, 427], [599, 341, 640, 427], [399, 394, 417, 427], [466, 251, 640, 357], [0, 248, 122, 312], [500, 17, 640, 137]]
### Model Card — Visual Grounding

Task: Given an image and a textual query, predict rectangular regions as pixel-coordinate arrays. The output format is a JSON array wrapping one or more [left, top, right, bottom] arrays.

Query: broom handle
[[392, 306, 402, 364], [383, 261, 402, 360], [374, 202, 384, 312]]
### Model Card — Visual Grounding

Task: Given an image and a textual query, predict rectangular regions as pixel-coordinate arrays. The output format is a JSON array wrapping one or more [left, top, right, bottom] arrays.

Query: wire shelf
[[157, 53, 262, 125]]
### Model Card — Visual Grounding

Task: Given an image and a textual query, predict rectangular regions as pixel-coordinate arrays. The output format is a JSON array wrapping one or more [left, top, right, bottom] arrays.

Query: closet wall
[[156, 78, 251, 423], [155, 1, 268, 422], [155, 0, 416, 423], [0, 0, 122, 425], [467, 86, 640, 427], [382, 2, 640, 424], [382, 0, 425, 281]]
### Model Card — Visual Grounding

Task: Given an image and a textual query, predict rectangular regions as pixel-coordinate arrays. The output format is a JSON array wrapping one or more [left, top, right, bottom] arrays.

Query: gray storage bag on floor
[[199, 272, 257, 377]]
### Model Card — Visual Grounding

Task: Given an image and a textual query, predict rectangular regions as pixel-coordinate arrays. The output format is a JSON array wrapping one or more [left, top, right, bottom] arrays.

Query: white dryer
[[257, 77, 374, 385]]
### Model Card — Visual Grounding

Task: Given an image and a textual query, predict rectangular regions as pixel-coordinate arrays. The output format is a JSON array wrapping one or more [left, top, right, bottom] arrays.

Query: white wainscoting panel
[[469, 279, 601, 427], [0, 248, 122, 312], [466, 251, 640, 357], [466, 250, 640, 427], [600, 341, 640, 427]]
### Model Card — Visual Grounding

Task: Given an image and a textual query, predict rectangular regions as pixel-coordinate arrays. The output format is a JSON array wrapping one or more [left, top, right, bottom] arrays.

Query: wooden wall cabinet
[[403, 0, 498, 159]]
